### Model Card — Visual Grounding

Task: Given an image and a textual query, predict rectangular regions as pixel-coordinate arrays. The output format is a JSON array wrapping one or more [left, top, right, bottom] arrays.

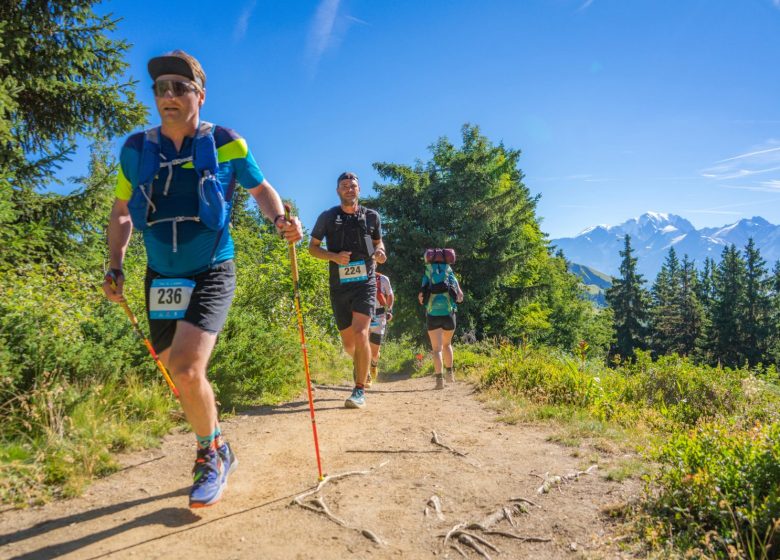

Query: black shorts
[[330, 281, 376, 331], [426, 313, 456, 332], [144, 260, 236, 353], [369, 332, 383, 345]]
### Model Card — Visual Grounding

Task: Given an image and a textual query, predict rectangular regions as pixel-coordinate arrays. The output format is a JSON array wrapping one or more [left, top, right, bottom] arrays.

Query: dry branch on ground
[[536, 464, 598, 494], [431, 430, 481, 467], [291, 462, 388, 545], [425, 495, 445, 521], [440, 498, 550, 559]]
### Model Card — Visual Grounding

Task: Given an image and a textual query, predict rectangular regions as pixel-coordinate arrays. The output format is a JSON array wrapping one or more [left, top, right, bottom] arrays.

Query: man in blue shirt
[[102, 50, 302, 508]]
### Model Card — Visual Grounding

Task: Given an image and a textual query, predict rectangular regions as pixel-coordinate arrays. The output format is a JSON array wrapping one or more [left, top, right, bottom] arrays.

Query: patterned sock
[[355, 383, 365, 390], [214, 425, 224, 449], [196, 427, 219, 451]]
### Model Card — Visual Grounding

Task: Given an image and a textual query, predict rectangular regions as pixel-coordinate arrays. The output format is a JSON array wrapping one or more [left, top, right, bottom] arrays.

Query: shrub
[[649, 421, 780, 559]]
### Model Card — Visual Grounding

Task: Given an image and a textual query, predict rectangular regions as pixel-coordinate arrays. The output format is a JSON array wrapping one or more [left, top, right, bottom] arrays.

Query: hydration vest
[[332, 205, 375, 259], [424, 263, 457, 314], [127, 121, 233, 253]]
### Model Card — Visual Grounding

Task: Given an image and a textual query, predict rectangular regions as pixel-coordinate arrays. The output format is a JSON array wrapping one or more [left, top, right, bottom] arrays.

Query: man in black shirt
[[310, 172, 386, 408]]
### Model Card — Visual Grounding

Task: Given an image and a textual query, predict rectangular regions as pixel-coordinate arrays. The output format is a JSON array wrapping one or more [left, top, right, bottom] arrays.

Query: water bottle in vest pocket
[[193, 127, 229, 231]]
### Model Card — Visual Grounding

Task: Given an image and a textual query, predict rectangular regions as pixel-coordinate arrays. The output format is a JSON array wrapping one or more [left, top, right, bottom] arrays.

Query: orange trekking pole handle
[[110, 279, 180, 398], [284, 204, 325, 481]]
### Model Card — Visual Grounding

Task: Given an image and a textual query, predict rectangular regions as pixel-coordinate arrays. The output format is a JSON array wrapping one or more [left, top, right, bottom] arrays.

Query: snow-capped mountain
[[551, 213, 780, 279]]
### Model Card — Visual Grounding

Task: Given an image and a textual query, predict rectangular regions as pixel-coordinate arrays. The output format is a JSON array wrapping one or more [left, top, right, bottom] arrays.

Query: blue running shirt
[[115, 125, 265, 276]]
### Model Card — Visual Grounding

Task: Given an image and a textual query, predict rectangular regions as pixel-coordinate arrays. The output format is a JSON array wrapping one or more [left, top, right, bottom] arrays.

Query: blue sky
[[56, 0, 780, 238]]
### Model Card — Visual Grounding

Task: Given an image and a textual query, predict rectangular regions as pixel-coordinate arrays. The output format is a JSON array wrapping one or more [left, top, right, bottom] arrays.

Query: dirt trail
[[0, 373, 640, 559]]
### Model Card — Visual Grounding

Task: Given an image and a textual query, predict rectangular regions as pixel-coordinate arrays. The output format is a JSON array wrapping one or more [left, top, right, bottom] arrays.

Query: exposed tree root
[[509, 496, 539, 508], [431, 430, 481, 467], [451, 542, 469, 558], [536, 464, 597, 494], [431, 430, 467, 457], [441, 499, 550, 558], [425, 495, 445, 520], [482, 531, 551, 543], [291, 462, 388, 545]]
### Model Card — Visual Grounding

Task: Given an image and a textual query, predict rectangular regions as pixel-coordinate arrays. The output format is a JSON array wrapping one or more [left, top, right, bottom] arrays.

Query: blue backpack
[[127, 121, 232, 252], [424, 263, 457, 314]]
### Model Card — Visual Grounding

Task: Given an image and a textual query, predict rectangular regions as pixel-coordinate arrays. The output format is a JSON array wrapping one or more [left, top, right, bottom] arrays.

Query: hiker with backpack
[[418, 249, 463, 390], [101, 50, 302, 508], [309, 172, 386, 409], [368, 270, 394, 387]]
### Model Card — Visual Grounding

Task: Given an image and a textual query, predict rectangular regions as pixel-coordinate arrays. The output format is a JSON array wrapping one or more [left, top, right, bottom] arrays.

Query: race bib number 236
[[149, 278, 195, 319]]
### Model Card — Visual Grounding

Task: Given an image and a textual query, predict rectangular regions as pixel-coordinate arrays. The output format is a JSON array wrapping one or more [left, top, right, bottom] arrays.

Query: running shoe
[[189, 447, 225, 508], [434, 374, 444, 390], [345, 387, 366, 408], [445, 368, 455, 383], [218, 441, 238, 479]]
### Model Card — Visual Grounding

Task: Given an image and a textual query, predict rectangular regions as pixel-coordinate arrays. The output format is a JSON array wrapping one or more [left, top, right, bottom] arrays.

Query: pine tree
[[650, 247, 681, 356], [0, 1, 145, 188], [709, 245, 746, 367], [769, 261, 780, 365], [678, 255, 704, 357], [697, 257, 718, 310], [606, 235, 649, 360], [0, 1, 146, 268], [741, 239, 771, 366]]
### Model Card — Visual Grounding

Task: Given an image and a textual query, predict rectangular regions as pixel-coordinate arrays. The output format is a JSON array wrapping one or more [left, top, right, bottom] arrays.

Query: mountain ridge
[[553, 213, 780, 278]]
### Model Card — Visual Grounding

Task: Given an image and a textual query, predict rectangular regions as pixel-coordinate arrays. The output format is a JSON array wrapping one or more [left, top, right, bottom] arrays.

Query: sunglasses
[[152, 79, 200, 97]]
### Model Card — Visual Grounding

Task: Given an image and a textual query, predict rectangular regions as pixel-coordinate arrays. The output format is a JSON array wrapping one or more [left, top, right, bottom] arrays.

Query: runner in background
[[367, 270, 394, 387], [309, 172, 386, 408]]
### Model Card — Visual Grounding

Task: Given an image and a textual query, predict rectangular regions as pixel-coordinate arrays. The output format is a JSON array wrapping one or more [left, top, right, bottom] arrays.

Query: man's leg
[[167, 321, 219, 436], [369, 340, 380, 377], [339, 327, 356, 357], [164, 321, 232, 508], [352, 312, 372, 385], [344, 312, 371, 408]]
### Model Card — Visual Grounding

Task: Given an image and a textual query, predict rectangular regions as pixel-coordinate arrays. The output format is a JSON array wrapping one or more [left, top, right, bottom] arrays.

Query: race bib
[[338, 260, 368, 284], [149, 278, 195, 319]]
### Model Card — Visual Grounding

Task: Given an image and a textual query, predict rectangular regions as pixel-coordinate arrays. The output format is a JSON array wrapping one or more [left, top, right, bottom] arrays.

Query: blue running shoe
[[189, 447, 225, 509], [218, 441, 238, 480], [345, 387, 366, 409]]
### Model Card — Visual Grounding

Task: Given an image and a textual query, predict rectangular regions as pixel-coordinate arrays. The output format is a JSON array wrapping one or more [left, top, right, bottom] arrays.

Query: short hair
[[337, 171, 359, 185]]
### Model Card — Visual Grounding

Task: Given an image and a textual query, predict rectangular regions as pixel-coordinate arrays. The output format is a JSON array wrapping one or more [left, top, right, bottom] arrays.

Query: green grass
[[605, 458, 651, 482], [0, 373, 176, 506]]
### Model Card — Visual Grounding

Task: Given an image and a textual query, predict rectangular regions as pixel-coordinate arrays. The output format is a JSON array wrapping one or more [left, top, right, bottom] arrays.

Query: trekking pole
[[109, 278, 180, 398], [284, 203, 325, 481]]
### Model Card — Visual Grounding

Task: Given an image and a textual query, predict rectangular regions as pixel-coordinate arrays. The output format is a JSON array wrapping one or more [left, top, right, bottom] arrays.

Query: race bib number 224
[[338, 260, 368, 284]]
